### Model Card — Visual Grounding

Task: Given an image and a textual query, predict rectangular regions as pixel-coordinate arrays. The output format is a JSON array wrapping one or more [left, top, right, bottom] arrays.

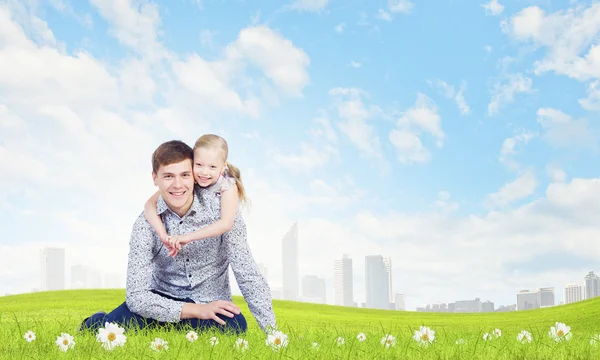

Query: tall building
[[365, 255, 389, 310], [516, 289, 539, 310], [394, 293, 405, 310], [383, 257, 393, 303], [301, 275, 326, 304], [334, 254, 354, 306], [282, 222, 299, 301], [564, 283, 584, 304], [538, 287, 555, 307], [585, 271, 600, 299], [40, 247, 65, 291]]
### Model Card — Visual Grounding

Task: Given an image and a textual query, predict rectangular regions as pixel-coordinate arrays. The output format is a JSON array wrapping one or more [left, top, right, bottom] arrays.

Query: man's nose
[[173, 176, 183, 187]]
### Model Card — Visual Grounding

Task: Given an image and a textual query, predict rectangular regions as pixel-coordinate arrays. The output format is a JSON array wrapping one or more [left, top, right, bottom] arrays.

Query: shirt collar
[[156, 191, 202, 218]]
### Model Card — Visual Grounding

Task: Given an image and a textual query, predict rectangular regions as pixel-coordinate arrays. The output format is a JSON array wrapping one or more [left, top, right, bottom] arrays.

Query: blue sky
[[1, 0, 600, 311]]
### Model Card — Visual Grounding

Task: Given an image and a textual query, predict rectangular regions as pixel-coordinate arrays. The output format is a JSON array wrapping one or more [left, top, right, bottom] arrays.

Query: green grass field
[[1, 289, 599, 359]]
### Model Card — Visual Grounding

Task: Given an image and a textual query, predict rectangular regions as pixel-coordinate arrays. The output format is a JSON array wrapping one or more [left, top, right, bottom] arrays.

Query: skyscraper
[[383, 257, 393, 303], [365, 255, 390, 310], [40, 247, 65, 291], [282, 221, 299, 301], [564, 283, 584, 304], [538, 287, 555, 307], [516, 289, 539, 310], [334, 254, 354, 306], [585, 271, 600, 299]]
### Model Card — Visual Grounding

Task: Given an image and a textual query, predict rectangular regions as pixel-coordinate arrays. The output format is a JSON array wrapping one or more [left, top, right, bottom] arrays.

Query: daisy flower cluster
[[19, 320, 599, 354]]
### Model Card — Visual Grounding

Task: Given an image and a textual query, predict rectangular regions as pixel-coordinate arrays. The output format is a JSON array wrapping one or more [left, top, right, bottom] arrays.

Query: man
[[80, 140, 276, 334]]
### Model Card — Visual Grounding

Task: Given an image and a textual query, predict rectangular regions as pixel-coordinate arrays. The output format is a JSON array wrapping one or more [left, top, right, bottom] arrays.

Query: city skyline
[[24, 240, 600, 313], [2, 0, 600, 312]]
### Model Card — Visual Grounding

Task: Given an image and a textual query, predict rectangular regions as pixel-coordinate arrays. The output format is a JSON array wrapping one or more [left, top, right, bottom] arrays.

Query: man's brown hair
[[152, 140, 194, 174]]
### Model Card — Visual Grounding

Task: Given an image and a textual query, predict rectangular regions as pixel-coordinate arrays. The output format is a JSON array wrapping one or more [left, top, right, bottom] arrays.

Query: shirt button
[[186, 259, 190, 262], [179, 221, 183, 225], [188, 274, 191, 277]]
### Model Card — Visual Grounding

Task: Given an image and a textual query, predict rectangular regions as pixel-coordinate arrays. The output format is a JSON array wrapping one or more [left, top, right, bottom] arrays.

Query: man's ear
[[152, 172, 157, 186]]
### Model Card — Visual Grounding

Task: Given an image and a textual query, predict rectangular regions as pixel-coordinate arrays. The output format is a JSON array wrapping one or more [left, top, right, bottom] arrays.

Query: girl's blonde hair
[[194, 134, 248, 205]]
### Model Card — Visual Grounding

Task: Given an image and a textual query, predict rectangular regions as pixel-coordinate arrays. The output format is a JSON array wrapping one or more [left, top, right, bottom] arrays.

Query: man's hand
[[166, 235, 194, 257], [182, 300, 240, 325]]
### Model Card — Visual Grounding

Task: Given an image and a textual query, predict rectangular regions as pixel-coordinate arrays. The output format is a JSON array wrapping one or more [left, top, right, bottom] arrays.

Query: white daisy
[[266, 331, 288, 352], [209, 336, 219, 346], [356, 332, 366, 342], [24, 330, 36, 342], [96, 322, 126, 351], [412, 326, 435, 347], [590, 334, 600, 345], [516, 330, 532, 344], [311, 342, 319, 350], [455, 338, 467, 345], [381, 334, 396, 348], [483, 332, 492, 341], [186, 331, 198, 342], [55, 333, 75, 352], [493, 328, 502, 338], [548, 322, 572, 342], [150, 338, 168, 352], [336, 336, 345, 346], [234, 338, 248, 352]]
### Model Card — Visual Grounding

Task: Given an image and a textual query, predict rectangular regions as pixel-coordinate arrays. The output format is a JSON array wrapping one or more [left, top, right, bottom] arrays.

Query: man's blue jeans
[[79, 290, 247, 334]]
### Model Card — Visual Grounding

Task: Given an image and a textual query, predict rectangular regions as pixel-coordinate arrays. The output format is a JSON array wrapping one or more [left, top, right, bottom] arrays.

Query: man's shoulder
[[131, 212, 157, 239]]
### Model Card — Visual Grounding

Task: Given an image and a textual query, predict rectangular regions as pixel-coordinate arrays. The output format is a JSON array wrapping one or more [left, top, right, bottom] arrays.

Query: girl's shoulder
[[198, 173, 236, 195]]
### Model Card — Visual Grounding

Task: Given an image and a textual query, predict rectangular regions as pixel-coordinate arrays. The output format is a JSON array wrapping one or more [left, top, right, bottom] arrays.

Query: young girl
[[144, 134, 248, 257]]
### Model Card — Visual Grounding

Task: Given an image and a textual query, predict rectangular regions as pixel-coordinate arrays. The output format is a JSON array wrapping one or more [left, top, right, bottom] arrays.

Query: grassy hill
[[1, 290, 599, 359]]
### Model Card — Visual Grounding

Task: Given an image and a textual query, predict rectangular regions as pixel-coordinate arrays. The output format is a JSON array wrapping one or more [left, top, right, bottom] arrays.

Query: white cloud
[[335, 22, 345, 33], [270, 112, 339, 172], [430, 79, 471, 115], [89, 0, 167, 61], [499, 131, 536, 170], [376, 9, 392, 21], [288, 0, 329, 12], [481, 0, 504, 16], [350, 61, 362, 68], [536, 108, 596, 149], [388, 0, 414, 14], [546, 164, 567, 183], [200, 29, 217, 49], [486, 170, 538, 207], [329, 87, 384, 159], [579, 80, 600, 112], [502, 3, 600, 81], [389, 93, 443, 164], [488, 73, 533, 116], [225, 26, 310, 97]]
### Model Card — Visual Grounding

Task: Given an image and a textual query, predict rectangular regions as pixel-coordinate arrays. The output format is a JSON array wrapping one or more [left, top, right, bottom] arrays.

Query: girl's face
[[193, 147, 226, 187]]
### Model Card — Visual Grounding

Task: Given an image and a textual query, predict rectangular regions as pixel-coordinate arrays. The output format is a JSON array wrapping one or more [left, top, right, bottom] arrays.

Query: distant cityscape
[[269, 222, 600, 313], [6, 222, 600, 313]]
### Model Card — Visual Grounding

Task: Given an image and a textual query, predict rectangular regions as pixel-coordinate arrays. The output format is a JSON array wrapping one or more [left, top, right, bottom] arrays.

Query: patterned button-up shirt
[[125, 180, 276, 333]]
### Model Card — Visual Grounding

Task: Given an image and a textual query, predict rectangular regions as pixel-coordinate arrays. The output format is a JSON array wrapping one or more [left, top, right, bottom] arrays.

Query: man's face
[[152, 159, 195, 216]]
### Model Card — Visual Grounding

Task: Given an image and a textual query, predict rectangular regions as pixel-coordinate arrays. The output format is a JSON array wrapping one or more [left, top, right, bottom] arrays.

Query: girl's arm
[[143, 191, 169, 242], [177, 185, 239, 244]]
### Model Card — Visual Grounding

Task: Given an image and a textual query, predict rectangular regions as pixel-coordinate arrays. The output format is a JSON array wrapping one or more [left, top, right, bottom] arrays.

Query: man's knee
[[228, 312, 247, 333]]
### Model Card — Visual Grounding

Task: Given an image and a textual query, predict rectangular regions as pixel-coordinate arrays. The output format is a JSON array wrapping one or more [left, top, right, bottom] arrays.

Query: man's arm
[[125, 215, 186, 322], [224, 214, 277, 333]]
